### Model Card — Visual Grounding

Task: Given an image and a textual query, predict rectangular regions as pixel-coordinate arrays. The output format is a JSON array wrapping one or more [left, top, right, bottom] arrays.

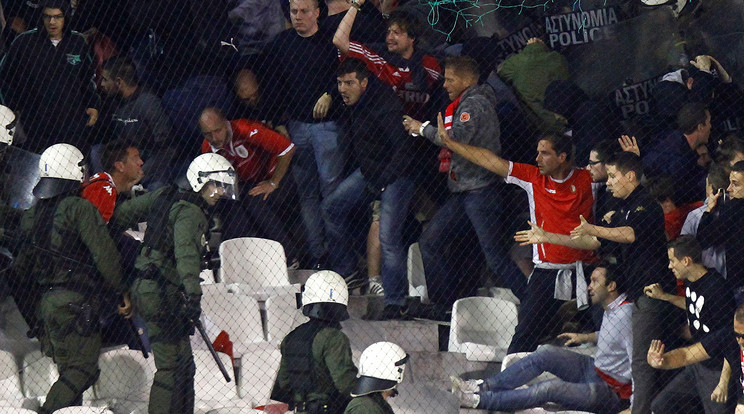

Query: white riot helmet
[[186, 153, 238, 201], [0, 105, 16, 146], [351, 342, 409, 397], [301, 270, 349, 322], [33, 143, 86, 199]]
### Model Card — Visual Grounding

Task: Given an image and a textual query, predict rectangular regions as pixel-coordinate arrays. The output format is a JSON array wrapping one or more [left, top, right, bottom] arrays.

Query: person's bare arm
[[514, 221, 600, 250], [332, 0, 365, 54], [643, 283, 685, 309], [647, 340, 710, 370], [711, 359, 732, 403], [571, 215, 636, 244], [437, 113, 510, 177], [249, 146, 296, 200]]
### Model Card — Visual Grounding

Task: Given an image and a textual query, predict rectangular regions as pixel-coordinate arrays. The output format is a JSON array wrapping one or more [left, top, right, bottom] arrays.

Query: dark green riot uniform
[[344, 393, 396, 414], [111, 185, 208, 414], [14, 194, 124, 413], [271, 271, 358, 414]]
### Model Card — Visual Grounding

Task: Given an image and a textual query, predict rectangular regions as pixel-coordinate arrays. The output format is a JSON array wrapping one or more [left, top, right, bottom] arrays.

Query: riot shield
[[2, 146, 40, 211]]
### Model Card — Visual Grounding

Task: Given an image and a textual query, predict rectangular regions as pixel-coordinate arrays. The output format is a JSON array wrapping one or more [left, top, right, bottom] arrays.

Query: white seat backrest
[[218, 238, 289, 288], [449, 297, 518, 352], [237, 344, 282, 407], [0, 408, 37, 413], [200, 269, 216, 285], [21, 350, 95, 404], [22, 350, 57, 399], [264, 293, 308, 343], [193, 350, 238, 402], [201, 292, 265, 346], [95, 349, 155, 402], [0, 349, 23, 403], [51, 408, 114, 413]]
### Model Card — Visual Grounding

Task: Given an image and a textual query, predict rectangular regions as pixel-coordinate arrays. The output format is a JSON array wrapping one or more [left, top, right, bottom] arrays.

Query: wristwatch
[[350, 0, 362, 10]]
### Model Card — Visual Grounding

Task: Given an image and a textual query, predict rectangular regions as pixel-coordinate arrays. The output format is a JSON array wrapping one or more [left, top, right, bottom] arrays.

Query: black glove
[[183, 294, 202, 322]]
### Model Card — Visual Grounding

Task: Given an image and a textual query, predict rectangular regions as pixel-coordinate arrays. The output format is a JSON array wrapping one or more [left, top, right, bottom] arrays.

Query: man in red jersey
[[199, 107, 301, 262], [440, 123, 596, 353], [83, 140, 144, 223]]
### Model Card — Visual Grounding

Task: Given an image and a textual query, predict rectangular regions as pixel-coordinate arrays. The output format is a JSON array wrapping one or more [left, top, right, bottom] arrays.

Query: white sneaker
[[368, 277, 385, 296], [450, 375, 482, 394]]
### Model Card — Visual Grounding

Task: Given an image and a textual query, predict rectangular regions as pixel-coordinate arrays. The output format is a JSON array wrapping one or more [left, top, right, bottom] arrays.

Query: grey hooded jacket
[[421, 83, 502, 193]]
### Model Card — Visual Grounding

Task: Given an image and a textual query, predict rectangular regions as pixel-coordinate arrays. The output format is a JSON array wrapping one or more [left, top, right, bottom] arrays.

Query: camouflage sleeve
[[171, 202, 207, 296], [71, 198, 124, 292]]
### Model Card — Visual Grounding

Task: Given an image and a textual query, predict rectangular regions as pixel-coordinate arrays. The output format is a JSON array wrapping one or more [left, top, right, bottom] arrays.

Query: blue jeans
[[287, 120, 344, 259], [479, 345, 621, 413], [322, 169, 414, 306], [419, 184, 525, 306]]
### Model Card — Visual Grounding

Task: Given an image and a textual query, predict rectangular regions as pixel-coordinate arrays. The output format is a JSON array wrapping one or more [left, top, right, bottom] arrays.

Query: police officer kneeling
[[111, 153, 237, 414], [345, 342, 409, 414], [272, 270, 359, 413], [14, 143, 126, 413]]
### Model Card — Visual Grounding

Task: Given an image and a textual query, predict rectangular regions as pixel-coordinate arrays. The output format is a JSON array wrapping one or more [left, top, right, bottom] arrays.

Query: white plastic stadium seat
[[0, 408, 37, 413], [21, 350, 95, 409], [193, 350, 249, 414], [196, 292, 266, 354], [236, 343, 282, 406], [448, 297, 518, 362], [218, 237, 290, 288], [90, 348, 155, 413], [22, 350, 57, 403], [407, 243, 429, 304], [51, 408, 114, 413], [0, 349, 24, 407], [263, 293, 308, 344]]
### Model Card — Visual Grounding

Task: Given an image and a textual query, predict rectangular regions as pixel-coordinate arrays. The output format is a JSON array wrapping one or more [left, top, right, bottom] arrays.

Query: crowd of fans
[[0, 0, 744, 412]]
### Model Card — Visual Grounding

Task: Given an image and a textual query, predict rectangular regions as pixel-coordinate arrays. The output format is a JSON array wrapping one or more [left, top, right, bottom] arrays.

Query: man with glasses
[[0, 0, 100, 154]]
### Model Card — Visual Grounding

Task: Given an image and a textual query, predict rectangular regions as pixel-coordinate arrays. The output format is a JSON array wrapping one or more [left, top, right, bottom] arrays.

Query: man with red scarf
[[403, 56, 522, 320]]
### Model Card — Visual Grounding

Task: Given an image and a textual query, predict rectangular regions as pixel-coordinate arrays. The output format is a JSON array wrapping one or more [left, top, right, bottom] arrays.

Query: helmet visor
[[203, 179, 239, 202]]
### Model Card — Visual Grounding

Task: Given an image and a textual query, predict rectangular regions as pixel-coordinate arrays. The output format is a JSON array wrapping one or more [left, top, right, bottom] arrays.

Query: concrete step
[[341, 318, 439, 354]]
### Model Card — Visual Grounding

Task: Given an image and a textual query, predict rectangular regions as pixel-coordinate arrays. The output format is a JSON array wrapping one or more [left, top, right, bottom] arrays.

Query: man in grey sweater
[[403, 56, 520, 319]]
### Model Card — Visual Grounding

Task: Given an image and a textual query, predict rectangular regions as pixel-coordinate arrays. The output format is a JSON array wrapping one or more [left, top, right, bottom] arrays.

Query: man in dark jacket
[[0, 0, 100, 154], [322, 58, 415, 320]]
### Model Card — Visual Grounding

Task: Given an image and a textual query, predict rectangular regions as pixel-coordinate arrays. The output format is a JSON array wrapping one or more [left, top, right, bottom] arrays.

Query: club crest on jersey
[[66, 54, 81, 65], [460, 112, 470, 122], [235, 145, 249, 158], [571, 185, 576, 193]]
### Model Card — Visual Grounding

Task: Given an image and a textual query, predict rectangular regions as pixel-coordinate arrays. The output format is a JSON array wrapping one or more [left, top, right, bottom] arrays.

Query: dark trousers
[[507, 267, 566, 354], [631, 296, 686, 414], [652, 362, 737, 414]]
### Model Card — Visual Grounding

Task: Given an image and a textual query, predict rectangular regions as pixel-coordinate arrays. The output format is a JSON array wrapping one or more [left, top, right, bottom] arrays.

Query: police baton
[[192, 316, 232, 383]]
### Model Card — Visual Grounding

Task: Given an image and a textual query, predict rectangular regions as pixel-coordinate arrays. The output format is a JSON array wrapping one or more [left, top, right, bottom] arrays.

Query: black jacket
[[341, 79, 415, 190], [0, 25, 100, 152]]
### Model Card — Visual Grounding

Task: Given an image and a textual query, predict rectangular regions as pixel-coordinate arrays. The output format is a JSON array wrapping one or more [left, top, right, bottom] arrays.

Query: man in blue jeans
[[263, 0, 345, 267], [451, 263, 633, 413], [323, 58, 415, 320], [403, 56, 522, 320]]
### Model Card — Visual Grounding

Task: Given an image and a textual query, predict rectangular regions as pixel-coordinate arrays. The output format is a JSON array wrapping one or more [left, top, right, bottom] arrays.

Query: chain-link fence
[[0, 0, 742, 413]]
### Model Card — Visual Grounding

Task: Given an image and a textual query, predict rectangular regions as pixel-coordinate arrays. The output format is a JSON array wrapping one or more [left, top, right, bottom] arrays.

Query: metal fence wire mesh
[[0, 0, 743, 413]]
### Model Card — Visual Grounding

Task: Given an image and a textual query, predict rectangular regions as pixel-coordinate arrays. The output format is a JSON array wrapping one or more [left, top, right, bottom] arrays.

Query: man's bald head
[[235, 69, 261, 108], [199, 108, 229, 149]]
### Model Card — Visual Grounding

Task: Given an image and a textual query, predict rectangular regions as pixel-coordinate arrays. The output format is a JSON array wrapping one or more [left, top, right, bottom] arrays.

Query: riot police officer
[[272, 270, 359, 413], [111, 152, 237, 414], [345, 342, 409, 413], [13, 143, 125, 413]]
